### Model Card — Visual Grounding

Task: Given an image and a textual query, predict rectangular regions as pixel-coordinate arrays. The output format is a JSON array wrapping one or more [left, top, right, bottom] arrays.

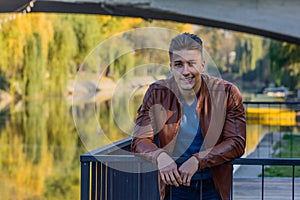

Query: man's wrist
[[156, 151, 169, 163], [157, 152, 168, 162], [192, 155, 199, 166], [153, 149, 167, 164]]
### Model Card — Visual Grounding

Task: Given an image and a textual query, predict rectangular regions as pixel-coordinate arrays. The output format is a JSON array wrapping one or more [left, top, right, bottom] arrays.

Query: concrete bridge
[[0, 0, 300, 44]]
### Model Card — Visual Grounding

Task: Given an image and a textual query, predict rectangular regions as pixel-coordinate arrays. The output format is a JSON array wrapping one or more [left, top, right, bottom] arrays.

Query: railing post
[[231, 168, 233, 200], [91, 162, 96, 200], [292, 165, 295, 200], [137, 162, 141, 200], [97, 162, 101, 200], [108, 162, 113, 200], [261, 164, 264, 200], [81, 161, 90, 200]]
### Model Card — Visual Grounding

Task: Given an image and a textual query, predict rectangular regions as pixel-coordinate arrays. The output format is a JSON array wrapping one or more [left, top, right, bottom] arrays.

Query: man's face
[[170, 49, 205, 93]]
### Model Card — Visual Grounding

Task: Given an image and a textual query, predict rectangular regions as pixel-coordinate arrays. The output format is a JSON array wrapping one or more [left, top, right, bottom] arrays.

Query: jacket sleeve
[[193, 84, 246, 169], [131, 86, 166, 164]]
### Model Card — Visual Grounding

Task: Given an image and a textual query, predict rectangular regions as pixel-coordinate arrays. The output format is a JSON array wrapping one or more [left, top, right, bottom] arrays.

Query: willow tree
[[65, 14, 103, 72], [0, 14, 30, 95], [22, 33, 45, 97], [47, 15, 78, 96], [269, 41, 300, 90], [0, 13, 53, 97]]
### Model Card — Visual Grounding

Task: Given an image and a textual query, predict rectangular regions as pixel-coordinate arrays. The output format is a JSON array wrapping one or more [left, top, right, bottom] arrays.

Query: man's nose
[[182, 63, 190, 74]]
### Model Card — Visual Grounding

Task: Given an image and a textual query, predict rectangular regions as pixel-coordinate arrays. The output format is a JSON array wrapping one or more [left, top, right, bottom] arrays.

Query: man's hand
[[157, 152, 182, 187], [178, 156, 199, 186]]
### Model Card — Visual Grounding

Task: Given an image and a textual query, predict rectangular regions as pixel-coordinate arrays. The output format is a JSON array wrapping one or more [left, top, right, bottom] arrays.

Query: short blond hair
[[169, 33, 203, 62]]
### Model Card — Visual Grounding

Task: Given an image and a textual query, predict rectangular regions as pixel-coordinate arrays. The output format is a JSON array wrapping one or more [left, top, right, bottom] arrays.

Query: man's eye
[[174, 63, 183, 68]]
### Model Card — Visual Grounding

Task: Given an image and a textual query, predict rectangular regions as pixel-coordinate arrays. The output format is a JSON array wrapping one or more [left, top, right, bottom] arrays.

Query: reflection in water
[[0, 99, 86, 199], [0, 98, 299, 199], [0, 95, 141, 199]]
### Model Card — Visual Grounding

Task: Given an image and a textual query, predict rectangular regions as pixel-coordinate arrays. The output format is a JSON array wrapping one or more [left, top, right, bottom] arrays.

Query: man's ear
[[200, 60, 206, 72], [169, 63, 173, 73]]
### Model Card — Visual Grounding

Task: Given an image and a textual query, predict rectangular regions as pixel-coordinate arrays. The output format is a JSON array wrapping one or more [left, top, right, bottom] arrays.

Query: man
[[131, 33, 246, 200]]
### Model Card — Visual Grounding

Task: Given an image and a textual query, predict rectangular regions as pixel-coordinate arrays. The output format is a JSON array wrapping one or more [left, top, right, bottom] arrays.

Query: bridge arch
[[1, 0, 300, 44]]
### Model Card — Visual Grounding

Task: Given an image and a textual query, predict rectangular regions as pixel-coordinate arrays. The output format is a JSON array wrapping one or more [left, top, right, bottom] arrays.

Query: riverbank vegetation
[[0, 13, 299, 100]]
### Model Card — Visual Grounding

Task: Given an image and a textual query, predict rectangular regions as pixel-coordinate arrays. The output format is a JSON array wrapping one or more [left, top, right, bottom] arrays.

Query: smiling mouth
[[180, 77, 194, 83]]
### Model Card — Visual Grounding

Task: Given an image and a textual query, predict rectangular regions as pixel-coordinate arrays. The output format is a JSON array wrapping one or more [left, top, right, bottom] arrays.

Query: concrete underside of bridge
[[1, 0, 300, 44]]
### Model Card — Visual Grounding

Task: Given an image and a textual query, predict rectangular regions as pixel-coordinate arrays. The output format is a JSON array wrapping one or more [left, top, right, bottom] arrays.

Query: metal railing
[[80, 137, 300, 200]]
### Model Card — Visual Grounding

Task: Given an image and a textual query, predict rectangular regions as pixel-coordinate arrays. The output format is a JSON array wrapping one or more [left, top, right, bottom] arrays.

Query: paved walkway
[[233, 177, 300, 200]]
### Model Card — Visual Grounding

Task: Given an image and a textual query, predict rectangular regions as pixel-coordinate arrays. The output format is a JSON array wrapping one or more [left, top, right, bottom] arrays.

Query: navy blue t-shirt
[[173, 98, 211, 180]]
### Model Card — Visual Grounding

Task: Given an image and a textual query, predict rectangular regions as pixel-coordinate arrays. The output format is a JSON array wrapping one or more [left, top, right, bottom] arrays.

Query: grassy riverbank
[[263, 134, 300, 177]]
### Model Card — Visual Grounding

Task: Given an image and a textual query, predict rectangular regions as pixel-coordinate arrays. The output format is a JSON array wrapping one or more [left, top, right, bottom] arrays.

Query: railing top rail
[[81, 137, 132, 157], [229, 158, 300, 166]]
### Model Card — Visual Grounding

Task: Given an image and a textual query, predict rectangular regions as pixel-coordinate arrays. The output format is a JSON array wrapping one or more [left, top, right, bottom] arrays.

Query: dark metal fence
[[80, 101, 300, 200], [80, 138, 300, 200]]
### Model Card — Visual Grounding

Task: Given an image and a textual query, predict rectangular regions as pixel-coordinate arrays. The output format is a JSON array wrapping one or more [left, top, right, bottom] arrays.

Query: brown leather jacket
[[132, 74, 246, 200]]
